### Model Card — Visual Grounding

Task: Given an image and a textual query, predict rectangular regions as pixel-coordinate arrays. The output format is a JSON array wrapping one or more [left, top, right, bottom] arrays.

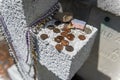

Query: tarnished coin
[[47, 25, 55, 30], [66, 33, 75, 41], [54, 36, 64, 43], [84, 27, 92, 34], [53, 28, 60, 33], [65, 45, 74, 52], [61, 31, 68, 37], [40, 34, 48, 40], [61, 40, 69, 46], [55, 44, 63, 51]]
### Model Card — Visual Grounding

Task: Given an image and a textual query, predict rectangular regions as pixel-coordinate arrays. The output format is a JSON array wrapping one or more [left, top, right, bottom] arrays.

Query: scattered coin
[[65, 45, 74, 52], [40, 34, 48, 40], [54, 36, 64, 43], [61, 31, 68, 37], [84, 27, 92, 34], [62, 27, 71, 33], [78, 35, 86, 40], [53, 28, 60, 33], [47, 25, 55, 30], [61, 40, 69, 46], [66, 33, 75, 41], [55, 44, 63, 51]]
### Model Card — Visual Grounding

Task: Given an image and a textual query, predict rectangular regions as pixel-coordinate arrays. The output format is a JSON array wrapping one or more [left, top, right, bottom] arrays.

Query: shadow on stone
[[71, 74, 84, 80]]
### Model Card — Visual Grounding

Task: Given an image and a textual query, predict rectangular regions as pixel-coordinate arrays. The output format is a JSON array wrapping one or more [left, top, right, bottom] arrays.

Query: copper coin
[[61, 31, 68, 37], [62, 27, 71, 33], [78, 35, 86, 40], [55, 44, 63, 51], [65, 29, 71, 33], [65, 45, 74, 52], [40, 34, 48, 40], [47, 25, 55, 30], [66, 33, 75, 41], [54, 36, 64, 43], [53, 28, 60, 33], [61, 40, 69, 46], [62, 27, 67, 31]]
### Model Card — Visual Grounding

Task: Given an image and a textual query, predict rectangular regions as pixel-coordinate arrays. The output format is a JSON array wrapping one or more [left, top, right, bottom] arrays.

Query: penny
[[40, 34, 48, 40], [65, 45, 74, 52], [66, 33, 75, 41], [61, 31, 68, 37], [55, 44, 63, 51], [47, 25, 55, 30], [84, 27, 92, 34], [61, 40, 69, 46], [53, 28, 60, 33], [54, 36, 64, 43], [78, 35, 86, 40], [65, 29, 71, 33], [54, 21, 62, 26], [62, 27, 71, 33]]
